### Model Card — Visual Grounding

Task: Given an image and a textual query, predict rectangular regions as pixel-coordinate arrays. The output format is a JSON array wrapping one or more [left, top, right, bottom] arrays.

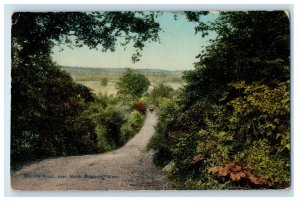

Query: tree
[[11, 55, 98, 161], [12, 12, 161, 64], [149, 83, 174, 106], [116, 68, 150, 99], [101, 77, 108, 87], [182, 11, 290, 104]]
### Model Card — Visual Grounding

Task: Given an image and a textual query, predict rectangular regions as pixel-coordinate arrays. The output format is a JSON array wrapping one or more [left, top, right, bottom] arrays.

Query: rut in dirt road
[[11, 111, 171, 190]]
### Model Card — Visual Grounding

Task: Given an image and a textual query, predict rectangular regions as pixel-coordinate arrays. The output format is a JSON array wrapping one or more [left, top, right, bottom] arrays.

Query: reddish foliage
[[189, 154, 204, 165], [208, 162, 270, 186], [132, 101, 147, 114]]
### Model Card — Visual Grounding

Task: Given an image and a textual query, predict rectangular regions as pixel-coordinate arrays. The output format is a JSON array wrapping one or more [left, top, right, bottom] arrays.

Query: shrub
[[101, 77, 108, 86], [86, 93, 146, 152], [132, 101, 147, 114], [150, 81, 290, 189], [148, 98, 180, 166], [228, 81, 290, 188], [120, 110, 145, 144], [97, 93, 117, 109], [11, 64, 97, 165], [95, 124, 117, 152], [94, 105, 126, 147], [149, 83, 174, 106]]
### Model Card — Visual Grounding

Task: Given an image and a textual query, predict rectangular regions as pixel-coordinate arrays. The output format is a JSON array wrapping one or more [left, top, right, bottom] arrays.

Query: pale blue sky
[[51, 12, 218, 71]]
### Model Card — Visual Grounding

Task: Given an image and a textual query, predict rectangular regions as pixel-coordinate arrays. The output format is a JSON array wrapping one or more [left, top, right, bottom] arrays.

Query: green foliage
[[97, 93, 118, 108], [182, 11, 289, 104], [150, 11, 290, 190], [151, 81, 290, 189], [148, 97, 179, 167], [229, 81, 290, 147], [11, 12, 159, 165], [12, 12, 162, 63], [94, 124, 117, 152], [149, 98, 231, 187], [149, 83, 174, 106], [11, 61, 98, 164], [116, 68, 150, 99], [84, 93, 146, 152], [120, 110, 145, 144], [236, 139, 289, 187], [101, 77, 108, 86], [228, 81, 290, 188], [95, 105, 127, 147]]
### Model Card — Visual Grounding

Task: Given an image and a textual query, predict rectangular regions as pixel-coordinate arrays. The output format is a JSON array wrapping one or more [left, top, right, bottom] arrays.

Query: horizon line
[[59, 65, 190, 72]]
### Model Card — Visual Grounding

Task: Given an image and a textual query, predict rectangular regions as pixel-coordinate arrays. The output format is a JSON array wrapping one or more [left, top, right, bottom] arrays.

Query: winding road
[[11, 111, 171, 190]]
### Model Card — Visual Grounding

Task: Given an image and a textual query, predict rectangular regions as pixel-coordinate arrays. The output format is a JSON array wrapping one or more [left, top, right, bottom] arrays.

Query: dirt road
[[11, 111, 171, 190]]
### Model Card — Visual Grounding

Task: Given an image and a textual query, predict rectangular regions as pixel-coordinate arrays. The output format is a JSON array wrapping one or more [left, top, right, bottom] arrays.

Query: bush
[[11, 64, 98, 165], [94, 105, 126, 147], [148, 97, 180, 166], [132, 101, 147, 114], [120, 110, 145, 144], [86, 92, 147, 152], [150, 81, 290, 189], [97, 93, 117, 109], [101, 77, 108, 86], [149, 83, 174, 106], [94, 124, 117, 152], [227, 81, 290, 188]]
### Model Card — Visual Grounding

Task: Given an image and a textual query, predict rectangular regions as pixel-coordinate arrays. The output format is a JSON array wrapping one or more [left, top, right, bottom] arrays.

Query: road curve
[[11, 111, 171, 190]]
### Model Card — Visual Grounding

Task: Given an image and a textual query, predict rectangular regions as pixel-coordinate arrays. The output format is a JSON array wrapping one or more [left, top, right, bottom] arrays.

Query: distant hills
[[60, 66, 184, 76]]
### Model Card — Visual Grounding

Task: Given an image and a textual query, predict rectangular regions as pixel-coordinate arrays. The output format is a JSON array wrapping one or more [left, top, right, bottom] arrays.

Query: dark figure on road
[[149, 106, 155, 113]]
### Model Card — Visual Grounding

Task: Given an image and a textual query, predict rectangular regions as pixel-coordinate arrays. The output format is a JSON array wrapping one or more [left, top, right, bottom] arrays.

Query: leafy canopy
[[182, 11, 290, 104], [12, 12, 162, 63], [116, 68, 150, 99]]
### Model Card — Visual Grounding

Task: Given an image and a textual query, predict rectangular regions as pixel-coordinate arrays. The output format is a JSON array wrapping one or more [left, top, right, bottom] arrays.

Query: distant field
[[61, 66, 185, 95]]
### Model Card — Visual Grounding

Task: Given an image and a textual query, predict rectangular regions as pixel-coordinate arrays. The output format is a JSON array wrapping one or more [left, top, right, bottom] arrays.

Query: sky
[[51, 12, 218, 71]]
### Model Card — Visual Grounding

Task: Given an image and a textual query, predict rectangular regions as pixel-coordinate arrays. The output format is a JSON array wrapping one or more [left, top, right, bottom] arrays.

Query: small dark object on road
[[149, 107, 155, 113]]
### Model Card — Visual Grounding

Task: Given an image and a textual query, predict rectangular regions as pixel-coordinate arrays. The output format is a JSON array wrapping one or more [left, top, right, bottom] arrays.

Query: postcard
[[10, 10, 290, 191]]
